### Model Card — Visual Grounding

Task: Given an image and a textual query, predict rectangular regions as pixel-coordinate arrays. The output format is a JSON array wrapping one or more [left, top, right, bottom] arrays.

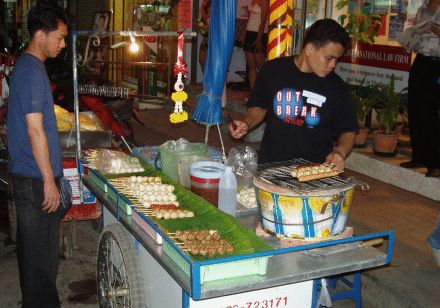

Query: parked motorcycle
[[79, 94, 145, 151]]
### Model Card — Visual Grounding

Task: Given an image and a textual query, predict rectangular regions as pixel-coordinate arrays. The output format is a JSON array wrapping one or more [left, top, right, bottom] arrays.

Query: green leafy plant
[[336, 0, 382, 44], [348, 78, 377, 127], [375, 75, 408, 134]]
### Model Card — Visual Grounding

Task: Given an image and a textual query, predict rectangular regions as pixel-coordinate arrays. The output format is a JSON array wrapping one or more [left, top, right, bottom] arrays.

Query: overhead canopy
[[192, 0, 236, 125]]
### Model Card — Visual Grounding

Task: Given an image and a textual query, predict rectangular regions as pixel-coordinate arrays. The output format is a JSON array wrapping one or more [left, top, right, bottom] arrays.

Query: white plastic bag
[[227, 146, 258, 191]]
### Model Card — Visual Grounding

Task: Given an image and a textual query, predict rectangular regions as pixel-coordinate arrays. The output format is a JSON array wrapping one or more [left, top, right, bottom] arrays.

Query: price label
[[188, 281, 313, 308]]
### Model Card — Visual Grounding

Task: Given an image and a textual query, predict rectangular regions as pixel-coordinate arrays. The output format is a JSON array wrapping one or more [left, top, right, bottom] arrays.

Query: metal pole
[[204, 125, 210, 145], [73, 30, 197, 38], [72, 32, 83, 203]]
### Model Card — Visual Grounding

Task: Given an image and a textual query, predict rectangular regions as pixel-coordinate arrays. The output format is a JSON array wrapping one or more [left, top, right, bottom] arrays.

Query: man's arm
[[229, 106, 267, 139], [324, 131, 356, 171], [26, 112, 60, 213]]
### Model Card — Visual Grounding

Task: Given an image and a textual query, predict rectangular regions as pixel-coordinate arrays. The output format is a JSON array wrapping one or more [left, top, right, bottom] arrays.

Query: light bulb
[[129, 34, 139, 53], [129, 42, 140, 53]]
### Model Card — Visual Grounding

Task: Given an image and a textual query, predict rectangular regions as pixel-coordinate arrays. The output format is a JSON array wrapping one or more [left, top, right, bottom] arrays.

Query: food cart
[[82, 160, 393, 308]]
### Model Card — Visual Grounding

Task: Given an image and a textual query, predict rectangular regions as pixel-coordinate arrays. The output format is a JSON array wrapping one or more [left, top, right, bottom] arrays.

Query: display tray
[[132, 210, 162, 244], [85, 164, 274, 285], [163, 240, 269, 284], [89, 162, 273, 262], [59, 130, 112, 150], [88, 168, 132, 215]]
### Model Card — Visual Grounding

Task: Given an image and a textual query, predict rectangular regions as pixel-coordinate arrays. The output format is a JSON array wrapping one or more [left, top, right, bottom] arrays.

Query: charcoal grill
[[253, 159, 357, 239]]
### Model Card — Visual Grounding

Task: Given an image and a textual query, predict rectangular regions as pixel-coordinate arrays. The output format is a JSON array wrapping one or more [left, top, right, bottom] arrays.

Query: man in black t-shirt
[[229, 19, 358, 170]]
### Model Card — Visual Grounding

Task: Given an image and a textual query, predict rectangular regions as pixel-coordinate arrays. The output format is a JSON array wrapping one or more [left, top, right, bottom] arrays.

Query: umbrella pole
[[204, 125, 210, 144]]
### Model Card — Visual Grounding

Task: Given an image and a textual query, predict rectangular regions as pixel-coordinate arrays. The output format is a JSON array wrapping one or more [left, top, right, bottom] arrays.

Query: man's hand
[[325, 132, 356, 171], [229, 119, 250, 139], [324, 150, 345, 171], [229, 107, 266, 139], [42, 178, 60, 213]]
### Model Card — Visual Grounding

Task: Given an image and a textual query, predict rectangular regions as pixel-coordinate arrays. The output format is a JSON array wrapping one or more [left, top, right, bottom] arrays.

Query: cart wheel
[[62, 235, 73, 259], [97, 223, 146, 307], [7, 193, 17, 243]]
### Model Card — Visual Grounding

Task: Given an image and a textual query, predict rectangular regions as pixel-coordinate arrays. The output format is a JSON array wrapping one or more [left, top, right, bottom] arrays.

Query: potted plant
[[373, 75, 408, 155], [348, 78, 377, 146]]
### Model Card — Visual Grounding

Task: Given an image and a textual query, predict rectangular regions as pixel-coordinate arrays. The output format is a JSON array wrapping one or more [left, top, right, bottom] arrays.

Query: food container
[[254, 159, 356, 239], [177, 155, 210, 188], [190, 161, 225, 206], [159, 140, 208, 182]]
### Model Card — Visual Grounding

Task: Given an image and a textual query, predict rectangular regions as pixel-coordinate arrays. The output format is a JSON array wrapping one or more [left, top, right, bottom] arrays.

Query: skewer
[[138, 212, 156, 217], [111, 185, 125, 188], [136, 209, 154, 213], [111, 177, 130, 181], [110, 182, 126, 185], [136, 209, 154, 214]]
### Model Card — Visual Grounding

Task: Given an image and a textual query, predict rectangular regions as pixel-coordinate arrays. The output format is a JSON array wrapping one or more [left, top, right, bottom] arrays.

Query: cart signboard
[[63, 159, 96, 205], [187, 281, 313, 308]]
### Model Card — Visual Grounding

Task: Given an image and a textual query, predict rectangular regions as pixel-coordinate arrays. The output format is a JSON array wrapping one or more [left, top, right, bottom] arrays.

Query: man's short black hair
[[27, 3, 68, 39], [303, 19, 351, 50]]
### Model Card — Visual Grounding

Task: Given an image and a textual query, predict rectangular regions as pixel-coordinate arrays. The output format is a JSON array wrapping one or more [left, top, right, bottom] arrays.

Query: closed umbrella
[[192, 0, 236, 125]]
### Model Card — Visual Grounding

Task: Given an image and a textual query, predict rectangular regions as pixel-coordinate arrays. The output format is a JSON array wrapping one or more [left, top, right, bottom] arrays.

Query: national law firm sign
[[336, 42, 412, 91]]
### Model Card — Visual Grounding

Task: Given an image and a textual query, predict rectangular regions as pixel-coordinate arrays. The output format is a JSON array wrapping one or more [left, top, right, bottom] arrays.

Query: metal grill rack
[[257, 159, 353, 194]]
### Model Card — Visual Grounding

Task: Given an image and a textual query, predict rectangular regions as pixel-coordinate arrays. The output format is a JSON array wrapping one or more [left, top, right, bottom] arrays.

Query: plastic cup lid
[[190, 161, 225, 179]]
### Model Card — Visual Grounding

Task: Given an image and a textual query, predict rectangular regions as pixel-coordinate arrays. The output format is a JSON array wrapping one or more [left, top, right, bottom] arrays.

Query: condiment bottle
[[218, 166, 237, 217]]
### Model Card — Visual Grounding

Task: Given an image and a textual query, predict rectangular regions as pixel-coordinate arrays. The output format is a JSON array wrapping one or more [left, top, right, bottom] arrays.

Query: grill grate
[[257, 159, 352, 194]]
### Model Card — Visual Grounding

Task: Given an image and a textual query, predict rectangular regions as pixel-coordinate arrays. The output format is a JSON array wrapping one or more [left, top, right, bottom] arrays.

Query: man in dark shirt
[[229, 19, 358, 170], [7, 3, 68, 307]]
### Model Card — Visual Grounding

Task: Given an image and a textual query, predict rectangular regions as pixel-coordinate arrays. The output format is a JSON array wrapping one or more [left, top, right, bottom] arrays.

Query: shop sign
[[178, 0, 192, 30], [187, 281, 313, 308], [336, 42, 412, 91]]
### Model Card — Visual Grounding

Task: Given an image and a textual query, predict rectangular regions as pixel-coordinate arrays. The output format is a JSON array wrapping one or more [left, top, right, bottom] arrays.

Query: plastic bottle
[[218, 166, 237, 217]]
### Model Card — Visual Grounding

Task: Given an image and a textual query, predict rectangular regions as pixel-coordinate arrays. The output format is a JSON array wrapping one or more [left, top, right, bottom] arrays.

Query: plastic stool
[[328, 272, 362, 308]]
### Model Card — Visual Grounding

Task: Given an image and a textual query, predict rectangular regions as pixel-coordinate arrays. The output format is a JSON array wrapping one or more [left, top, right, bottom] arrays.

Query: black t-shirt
[[248, 56, 358, 163]]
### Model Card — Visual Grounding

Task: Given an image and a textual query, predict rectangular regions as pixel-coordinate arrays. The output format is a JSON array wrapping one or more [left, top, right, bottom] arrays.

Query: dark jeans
[[11, 175, 61, 308]]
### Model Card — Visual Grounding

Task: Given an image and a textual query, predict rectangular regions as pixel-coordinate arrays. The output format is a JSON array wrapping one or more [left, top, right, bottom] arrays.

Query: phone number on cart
[[225, 296, 288, 308]]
